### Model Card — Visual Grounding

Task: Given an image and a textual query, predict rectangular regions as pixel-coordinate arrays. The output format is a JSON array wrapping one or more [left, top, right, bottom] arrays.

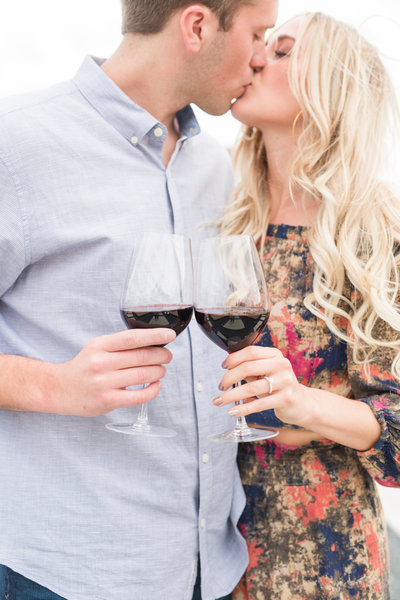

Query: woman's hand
[[213, 345, 382, 451], [214, 345, 315, 428]]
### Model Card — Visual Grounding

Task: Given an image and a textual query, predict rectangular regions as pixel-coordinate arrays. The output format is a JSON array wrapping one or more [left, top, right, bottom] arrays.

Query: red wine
[[195, 307, 269, 353], [121, 305, 193, 337]]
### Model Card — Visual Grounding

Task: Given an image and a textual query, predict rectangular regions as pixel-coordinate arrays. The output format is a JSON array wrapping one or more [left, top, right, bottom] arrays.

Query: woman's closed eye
[[271, 35, 295, 58]]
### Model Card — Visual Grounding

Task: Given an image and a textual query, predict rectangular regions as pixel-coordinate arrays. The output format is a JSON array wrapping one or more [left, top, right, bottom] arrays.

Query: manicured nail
[[218, 382, 225, 391], [221, 360, 228, 369], [213, 397, 224, 406], [229, 408, 239, 416]]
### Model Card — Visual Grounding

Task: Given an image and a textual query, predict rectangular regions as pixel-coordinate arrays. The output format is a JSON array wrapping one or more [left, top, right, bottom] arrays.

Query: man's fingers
[[93, 346, 173, 373], [111, 365, 167, 389], [110, 381, 163, 408], [90, 328, 176, 352]]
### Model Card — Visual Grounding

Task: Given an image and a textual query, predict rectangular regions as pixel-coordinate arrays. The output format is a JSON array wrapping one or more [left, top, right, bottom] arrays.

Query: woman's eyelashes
[[274, 42, 294, 57], [265, 43, 291, 58], [266, 35, 295, 58]]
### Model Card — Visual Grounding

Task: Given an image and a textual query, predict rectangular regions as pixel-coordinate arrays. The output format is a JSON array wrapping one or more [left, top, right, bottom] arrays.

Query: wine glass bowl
[[194, 308, 270, 354], [121, 306, 193, 339]]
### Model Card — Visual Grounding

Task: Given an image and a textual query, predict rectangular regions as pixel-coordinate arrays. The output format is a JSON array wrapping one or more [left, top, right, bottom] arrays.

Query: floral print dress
[[234, 224, 400, 600]]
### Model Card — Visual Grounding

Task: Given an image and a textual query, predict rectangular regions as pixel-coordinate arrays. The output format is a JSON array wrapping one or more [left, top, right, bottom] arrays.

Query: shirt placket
[[167, 138, 215, 597]]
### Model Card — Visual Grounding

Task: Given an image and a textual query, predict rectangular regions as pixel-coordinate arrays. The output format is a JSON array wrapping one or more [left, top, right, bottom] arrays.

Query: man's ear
[[179, 5, 220, 53]]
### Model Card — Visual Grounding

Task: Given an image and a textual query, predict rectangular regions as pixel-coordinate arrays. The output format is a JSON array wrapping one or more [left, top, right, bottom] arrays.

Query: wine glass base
[[210, 426, 278, 443], [105, 422, 177, 438]]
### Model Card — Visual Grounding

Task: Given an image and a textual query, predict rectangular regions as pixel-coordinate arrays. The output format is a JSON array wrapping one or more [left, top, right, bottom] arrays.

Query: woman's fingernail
[[221, 360, 228, 368], [218, 382, 225, 391], [213, 397, 224, 406], [229, 408, 239, 416]]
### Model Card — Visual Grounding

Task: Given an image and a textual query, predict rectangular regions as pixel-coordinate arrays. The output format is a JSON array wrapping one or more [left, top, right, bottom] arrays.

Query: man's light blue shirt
[[0, 56, 247, 600]]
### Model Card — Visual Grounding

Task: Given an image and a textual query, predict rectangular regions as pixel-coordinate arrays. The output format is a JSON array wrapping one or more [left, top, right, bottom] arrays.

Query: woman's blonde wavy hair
[[218, 12, 400, 376]]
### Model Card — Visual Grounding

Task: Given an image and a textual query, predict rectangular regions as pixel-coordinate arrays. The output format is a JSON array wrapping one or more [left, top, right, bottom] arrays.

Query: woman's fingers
[[229, 395, 278, 417], [214, 376, 277, 407], [214, 347, 306, 423], [221, 345, 279, 370], [219, 359, 271, 391], [219, 354, 291, 391]]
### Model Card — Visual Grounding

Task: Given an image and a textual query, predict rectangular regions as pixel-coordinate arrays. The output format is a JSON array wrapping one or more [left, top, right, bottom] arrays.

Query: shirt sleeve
[[347, 310, 400, 487], [0, 154, 28, 296]]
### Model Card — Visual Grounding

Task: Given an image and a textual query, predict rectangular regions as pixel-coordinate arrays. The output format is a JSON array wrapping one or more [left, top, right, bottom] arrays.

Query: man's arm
[[0, 328, 176, 416]]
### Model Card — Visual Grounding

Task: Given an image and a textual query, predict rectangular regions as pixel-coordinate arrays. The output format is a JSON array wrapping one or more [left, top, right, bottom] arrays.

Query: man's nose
[[250, 42, 267, 71]]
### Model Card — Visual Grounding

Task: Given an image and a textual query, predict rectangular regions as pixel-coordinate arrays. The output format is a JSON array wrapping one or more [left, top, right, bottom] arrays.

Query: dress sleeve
[[347, 312, 400, 487]]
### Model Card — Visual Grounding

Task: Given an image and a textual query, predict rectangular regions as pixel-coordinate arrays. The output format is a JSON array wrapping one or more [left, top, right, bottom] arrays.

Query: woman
[[214, 12, 400, 600]]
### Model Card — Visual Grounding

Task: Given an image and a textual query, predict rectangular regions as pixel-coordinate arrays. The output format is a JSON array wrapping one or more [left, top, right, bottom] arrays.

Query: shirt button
[[154, 127, 163, 137], [202, 453, 209, 464], [196, 382, 204, 392], [200, 518, 206, 529], [130, 135, 139, 145]]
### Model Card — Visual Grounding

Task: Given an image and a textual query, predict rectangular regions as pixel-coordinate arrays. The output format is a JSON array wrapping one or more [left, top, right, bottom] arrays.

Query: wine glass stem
[[234, 406, 248, 431], [232, 383, 252, 434], [137, 403, 149, 425], [134, 387, 150, 429]]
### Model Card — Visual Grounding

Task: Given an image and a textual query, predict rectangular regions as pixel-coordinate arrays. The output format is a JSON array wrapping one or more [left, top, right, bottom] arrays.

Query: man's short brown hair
[[121, 0, 251, 34]]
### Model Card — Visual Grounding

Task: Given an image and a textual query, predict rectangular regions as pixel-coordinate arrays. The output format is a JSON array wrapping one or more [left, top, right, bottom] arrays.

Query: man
[[0, 0, 278, 598]]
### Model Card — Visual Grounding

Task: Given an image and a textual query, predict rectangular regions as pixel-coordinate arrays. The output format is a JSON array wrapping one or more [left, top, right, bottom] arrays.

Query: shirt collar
[[73, 55, 200, 143]]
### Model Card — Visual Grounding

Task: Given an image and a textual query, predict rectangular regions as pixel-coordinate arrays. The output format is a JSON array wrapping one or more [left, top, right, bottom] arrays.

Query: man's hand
[[0, 328, 176, 416]]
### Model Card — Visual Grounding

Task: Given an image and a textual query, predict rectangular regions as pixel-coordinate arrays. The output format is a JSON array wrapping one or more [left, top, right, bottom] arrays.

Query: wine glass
[[195, 235, 278, 443], [106, 232, 193, 437]]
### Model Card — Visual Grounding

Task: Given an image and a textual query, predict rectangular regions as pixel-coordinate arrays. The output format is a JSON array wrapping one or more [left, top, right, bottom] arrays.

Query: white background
[[0, 0, 399, 531]]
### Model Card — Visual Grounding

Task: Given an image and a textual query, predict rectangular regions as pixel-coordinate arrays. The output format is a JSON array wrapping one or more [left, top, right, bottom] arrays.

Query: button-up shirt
[[0, 56, 247, 600]]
